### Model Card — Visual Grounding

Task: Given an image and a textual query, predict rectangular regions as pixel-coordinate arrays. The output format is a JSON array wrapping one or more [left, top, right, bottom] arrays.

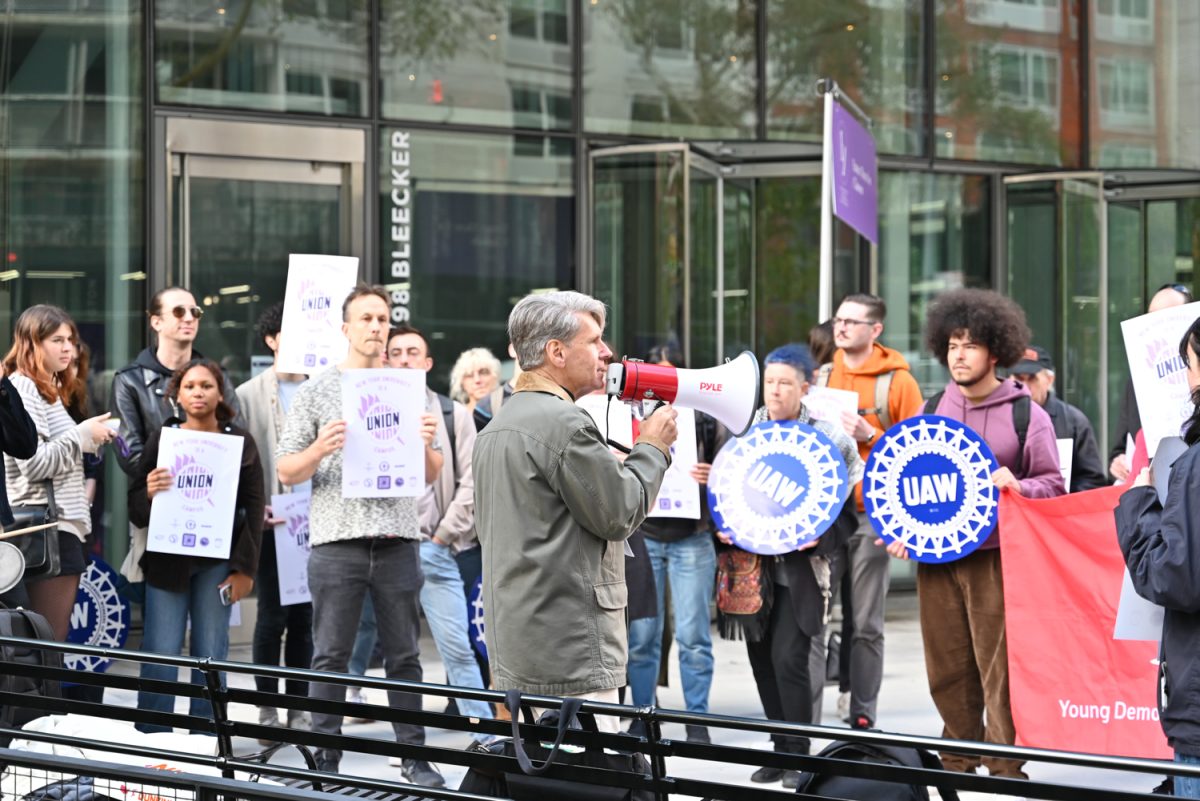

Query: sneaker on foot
[[257, 707, 280, 746], [750, 766, 783, 783], [781, 770, 802, 790], [837, 691, 850, 722], [685, 724, 711, 744], [315, 755, 340, 773], [400, 759, 445, 788], [346, 688, 374, 723], [851, 714, 873, 730]]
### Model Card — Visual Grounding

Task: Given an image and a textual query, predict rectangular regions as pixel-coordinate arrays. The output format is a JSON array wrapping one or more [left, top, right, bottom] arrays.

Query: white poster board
[[1056, 438, 1074, 490], [341, 368, 426, 498], [648, 407, 701, 519], [801, 386, 859, 424], [577, 393, 634, 452], [272, 492, 312, 606], [1120, 300, 1200, 456], [147, 428, 245, 559], [276, 254, 359, 374]]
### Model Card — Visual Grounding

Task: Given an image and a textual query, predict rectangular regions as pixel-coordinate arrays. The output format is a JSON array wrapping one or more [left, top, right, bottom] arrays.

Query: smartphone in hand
[[218, 583, 234, 606]]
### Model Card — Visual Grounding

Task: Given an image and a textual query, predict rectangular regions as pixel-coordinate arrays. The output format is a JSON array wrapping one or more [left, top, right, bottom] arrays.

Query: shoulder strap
[[868, 370, 895, 430], [1013, 394, 1031, 473], [815, 363, 833, 388], [923, 390, 945, 416], [437, 393, 457, 474]]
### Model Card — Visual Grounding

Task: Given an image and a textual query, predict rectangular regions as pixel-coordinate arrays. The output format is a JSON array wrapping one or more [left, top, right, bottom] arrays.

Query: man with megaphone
[[473, 291, 678, 731]]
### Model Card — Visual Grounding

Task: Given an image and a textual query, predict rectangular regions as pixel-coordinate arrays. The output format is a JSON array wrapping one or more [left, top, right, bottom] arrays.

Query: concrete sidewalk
[[102, 591, 1164, 799]]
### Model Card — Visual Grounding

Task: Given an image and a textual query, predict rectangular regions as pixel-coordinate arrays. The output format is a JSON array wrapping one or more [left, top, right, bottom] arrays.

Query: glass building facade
[[2, 0, 1198, 567]]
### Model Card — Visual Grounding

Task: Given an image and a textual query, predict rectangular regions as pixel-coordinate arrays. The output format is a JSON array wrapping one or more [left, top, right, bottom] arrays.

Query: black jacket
[[1115, 441, 1200, 755], [0, 376, 38, 527], [128, 419, 265, 592], [1043, 393, 1108, 493], [110, 348, 242, 477]]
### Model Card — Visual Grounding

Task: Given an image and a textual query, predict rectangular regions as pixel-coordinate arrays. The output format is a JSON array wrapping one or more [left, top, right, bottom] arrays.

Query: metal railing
[[1, 635, 1197, 801]]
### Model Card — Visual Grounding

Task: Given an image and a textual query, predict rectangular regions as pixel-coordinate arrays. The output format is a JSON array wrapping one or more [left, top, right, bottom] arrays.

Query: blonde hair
[[449, 347, 502, 404]]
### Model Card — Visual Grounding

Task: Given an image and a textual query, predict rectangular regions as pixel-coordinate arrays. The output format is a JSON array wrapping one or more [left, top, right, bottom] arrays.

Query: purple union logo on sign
[[359, 394, 405, 443], [831, 101, 878, 244], [174, 453, 216, 507]]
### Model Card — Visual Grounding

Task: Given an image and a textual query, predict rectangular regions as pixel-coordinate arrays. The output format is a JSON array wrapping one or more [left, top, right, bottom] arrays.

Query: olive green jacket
[[473, 372, 671, 696]]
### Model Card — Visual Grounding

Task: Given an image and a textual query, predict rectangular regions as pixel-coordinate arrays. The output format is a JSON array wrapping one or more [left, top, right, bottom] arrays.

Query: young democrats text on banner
[[271, 492, 312, 606], [1000, 487, 1168, 759], [708, 421, 850, 555], [147, 428, 245, 559], [341, 368, 426, 498], [1121, 300, 1200, 456], [276, 254, 359, 375], [66, 556, 129, 675], [863, 415, 998, 563]]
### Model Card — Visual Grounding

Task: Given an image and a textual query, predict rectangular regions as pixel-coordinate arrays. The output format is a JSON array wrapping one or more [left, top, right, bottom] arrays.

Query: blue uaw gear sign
[[66, 556, 130, 674], [707, 421, 850, 555], [863, 415, 999, 564], [468, 576, 487, 660]]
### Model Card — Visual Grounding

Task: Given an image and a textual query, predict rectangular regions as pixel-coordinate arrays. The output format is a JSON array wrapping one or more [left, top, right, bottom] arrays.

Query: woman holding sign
[[718, 344, 861, 788], [128, 358, 265, 733], [2, 305, 115, 640], [1117, 316, 1200, 798]]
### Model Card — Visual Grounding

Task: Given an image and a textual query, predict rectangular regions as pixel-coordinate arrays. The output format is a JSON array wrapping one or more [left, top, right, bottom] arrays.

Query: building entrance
[[151, 117, 367, 385]]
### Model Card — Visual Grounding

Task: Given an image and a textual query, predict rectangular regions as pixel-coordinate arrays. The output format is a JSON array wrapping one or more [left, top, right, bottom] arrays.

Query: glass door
[[154, 118, 366, 385], [1004, 172, 1107, 452]]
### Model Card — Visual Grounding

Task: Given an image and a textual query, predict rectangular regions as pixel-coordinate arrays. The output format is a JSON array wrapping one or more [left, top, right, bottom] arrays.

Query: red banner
[[1000, 487, 1169, 759]]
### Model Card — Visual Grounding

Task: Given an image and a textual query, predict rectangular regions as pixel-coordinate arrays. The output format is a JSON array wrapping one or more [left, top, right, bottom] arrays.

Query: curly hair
[[254, 302, 284, 349], [925, 288, 1031, 369], [168, 358, 236, 424]]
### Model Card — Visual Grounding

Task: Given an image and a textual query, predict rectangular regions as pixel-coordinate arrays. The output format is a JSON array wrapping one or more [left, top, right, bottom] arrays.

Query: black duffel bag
[[792, 739, 961, 801], [458, 690, 652, 801]]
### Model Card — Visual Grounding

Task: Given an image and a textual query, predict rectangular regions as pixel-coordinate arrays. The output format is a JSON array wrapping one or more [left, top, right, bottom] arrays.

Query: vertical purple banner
[[830, 102, 878, 244]]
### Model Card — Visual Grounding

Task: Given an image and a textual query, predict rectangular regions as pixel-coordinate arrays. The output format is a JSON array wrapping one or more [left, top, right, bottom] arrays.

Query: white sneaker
[[388, 756, 404, 767], [837, 691, 851, 723], [287, 709, 312, 731], [346, 688, 374, 724], [257, 707, 280, 746]]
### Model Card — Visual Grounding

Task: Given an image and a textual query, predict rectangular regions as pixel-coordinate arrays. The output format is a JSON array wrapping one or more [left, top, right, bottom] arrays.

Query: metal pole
[[818, 83, 834, 322]]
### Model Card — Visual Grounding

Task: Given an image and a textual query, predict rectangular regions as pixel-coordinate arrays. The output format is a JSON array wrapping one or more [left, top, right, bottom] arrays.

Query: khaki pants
[[917, 548, 1026, 779]]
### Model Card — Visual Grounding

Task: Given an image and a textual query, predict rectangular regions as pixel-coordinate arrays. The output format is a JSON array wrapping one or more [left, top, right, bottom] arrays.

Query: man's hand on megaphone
[[638, 403, 679, 450]]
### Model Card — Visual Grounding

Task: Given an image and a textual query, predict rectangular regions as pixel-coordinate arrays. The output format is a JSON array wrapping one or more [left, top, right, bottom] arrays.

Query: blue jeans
[[1177, 752, 1200, 798], [627, 531, 716, 713], [137, 560, 232, 733], [418, 541, 494, 727]]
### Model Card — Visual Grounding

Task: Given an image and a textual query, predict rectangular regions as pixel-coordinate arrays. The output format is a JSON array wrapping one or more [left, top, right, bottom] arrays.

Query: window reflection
[[766, 0, 925, 156], [937, 0, 1079, 165], [379, 0, 572, 130], [583, 0, 756, 139], [377, 129, 574, 393], [155, 0, 369, 115], [1091, 0, 1198, 169]]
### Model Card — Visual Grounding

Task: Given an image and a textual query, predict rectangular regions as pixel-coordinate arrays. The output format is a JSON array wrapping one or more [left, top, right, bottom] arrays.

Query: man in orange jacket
[[820, 293, 924, 729]]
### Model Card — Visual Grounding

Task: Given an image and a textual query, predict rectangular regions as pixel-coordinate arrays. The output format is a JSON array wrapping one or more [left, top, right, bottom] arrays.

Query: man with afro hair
[[889, 288, 1064, 779]]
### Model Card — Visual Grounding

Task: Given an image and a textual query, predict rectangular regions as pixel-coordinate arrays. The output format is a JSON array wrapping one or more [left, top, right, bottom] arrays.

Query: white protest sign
[[1120, 300, 1200, 456], [1056, 438, 1074, 489], [801, 386, 859, 424], [276, 254, 359, 375], [341, 368, 426, 498], [272, 492, 312, 606], [147, 428, 245, 560], [649, 407, 700, 519], [577, 393, 634, 452]]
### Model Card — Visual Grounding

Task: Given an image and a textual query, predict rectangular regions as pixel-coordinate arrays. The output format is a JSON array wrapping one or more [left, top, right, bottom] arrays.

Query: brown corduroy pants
[[917, 548, 1027, 779]]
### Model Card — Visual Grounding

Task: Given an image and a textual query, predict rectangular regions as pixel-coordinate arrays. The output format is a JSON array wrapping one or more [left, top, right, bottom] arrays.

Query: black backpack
[[793, 740, 961, 801], [924, 392, 1030, 472], [0, 604, 62, 746]]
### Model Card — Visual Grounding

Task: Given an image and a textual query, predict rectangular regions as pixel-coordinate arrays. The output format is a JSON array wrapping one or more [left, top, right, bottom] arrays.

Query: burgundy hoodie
[[931, 377, 1066, 549]]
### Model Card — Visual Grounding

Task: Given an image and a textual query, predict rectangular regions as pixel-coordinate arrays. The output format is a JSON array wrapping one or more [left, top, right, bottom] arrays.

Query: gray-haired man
[[473, 291, 678, 728]]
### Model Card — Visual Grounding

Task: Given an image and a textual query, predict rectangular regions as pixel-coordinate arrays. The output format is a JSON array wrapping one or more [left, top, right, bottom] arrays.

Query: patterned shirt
[[276, 366, 423, 547]]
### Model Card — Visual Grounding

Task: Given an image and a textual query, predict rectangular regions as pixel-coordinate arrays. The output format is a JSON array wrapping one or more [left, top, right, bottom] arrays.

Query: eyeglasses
[[166, 305, 204, 320], [832, 316, 875, 328]]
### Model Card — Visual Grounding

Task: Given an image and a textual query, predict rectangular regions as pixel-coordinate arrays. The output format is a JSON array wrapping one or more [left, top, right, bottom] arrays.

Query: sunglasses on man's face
[[164, 305, 204, 320]]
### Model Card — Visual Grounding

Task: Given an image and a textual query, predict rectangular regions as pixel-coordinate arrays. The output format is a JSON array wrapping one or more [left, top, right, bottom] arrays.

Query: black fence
[[1, 635, 1197, 801]]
